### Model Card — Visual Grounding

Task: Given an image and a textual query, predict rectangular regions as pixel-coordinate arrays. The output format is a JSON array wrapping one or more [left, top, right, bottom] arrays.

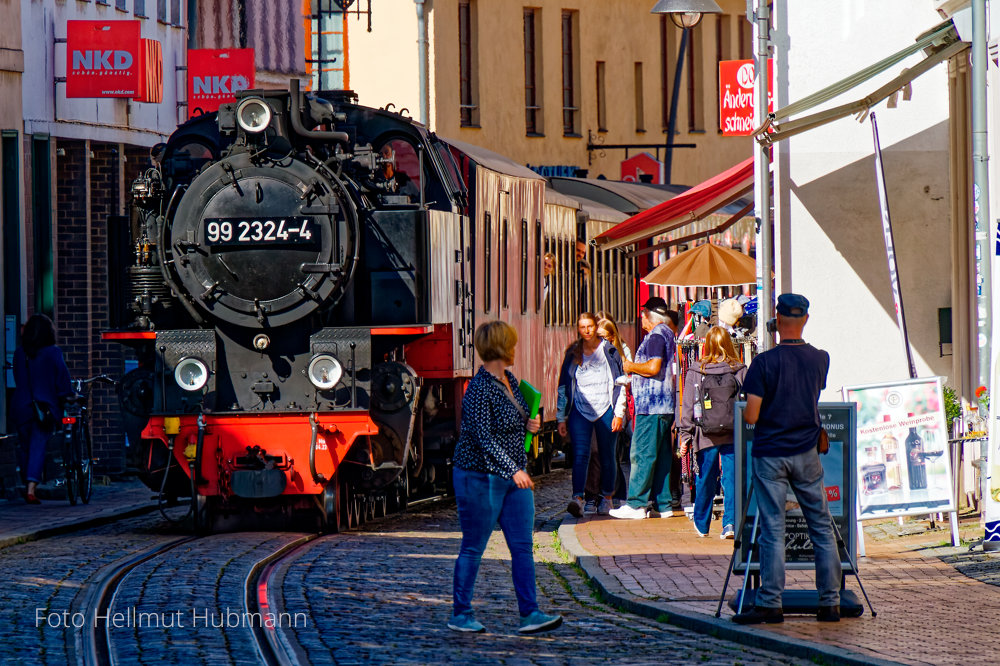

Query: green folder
[[519, 379, 542, 452]]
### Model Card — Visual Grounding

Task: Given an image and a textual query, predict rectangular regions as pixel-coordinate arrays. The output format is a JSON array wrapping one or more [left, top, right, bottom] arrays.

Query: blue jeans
[[752, 449, 842, 608], [625, 413, 674, 511], [17, 422, 51, 484], [692, 444, 735, 534], [568, 407, 617, 497], [452, 467, 538, 617]]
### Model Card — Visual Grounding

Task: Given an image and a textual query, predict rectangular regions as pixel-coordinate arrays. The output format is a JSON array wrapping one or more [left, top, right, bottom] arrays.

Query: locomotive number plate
[[203, 217, 317, 247]]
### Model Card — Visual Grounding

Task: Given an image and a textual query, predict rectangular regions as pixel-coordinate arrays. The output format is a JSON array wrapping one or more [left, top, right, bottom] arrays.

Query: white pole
[[752, 0, 773, 351]]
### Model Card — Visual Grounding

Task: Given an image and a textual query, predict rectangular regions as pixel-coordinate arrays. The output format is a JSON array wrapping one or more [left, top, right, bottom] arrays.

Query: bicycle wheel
[[78, 424, 93, 504], [64, 429, 78, 507]]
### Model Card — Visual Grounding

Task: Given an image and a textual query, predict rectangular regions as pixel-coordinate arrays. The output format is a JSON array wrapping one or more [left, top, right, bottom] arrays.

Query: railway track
[[78, 533, 319, 666]]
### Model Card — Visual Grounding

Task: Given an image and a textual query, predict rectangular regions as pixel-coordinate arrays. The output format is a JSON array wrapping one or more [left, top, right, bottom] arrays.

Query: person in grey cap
[[610, 296, 678, 520], [733, 293, 842, 625]]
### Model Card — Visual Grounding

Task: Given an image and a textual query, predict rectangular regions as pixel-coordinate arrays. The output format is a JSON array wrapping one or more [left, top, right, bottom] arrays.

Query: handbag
[[817, 427, 830, 455], [26, 358, 56, 431]]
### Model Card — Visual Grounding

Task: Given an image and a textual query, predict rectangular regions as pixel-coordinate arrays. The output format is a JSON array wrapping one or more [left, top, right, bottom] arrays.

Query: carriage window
[[483, 213, 492, 313], [501, 219, 509, 309], [377, 138, 422, 197], [534, 220, 542, 313], [520, 219, 529, 314]]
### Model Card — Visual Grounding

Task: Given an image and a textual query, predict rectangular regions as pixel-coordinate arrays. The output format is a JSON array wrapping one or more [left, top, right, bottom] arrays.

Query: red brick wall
[[51, 140, 156, 474]]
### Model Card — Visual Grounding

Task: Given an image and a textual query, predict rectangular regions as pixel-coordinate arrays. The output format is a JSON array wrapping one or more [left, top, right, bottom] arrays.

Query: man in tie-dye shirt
[[610, 297, 677, 520]]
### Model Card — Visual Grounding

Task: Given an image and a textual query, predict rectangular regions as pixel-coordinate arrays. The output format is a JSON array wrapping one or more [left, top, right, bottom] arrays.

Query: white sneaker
[[583, 499, 599, 515], [609, 504, 648, 520]]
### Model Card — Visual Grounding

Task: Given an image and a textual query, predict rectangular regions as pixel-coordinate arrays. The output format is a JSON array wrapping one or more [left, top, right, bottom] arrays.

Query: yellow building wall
[[347, 0, 750, 185], [429, 0, 751, 184]]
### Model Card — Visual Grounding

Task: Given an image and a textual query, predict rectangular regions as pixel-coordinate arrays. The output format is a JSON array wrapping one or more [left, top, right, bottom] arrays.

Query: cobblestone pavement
[[572, 503, 1000, 666], [0, 514, 182, 664], [277, 469, 809, 665]]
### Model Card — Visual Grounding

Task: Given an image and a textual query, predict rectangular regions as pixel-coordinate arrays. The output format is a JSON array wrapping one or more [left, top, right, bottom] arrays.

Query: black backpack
[[695, 369, 741, 436]]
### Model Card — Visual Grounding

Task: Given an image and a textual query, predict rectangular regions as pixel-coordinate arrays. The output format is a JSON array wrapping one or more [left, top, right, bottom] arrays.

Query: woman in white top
[[556, 313, 627, 518]]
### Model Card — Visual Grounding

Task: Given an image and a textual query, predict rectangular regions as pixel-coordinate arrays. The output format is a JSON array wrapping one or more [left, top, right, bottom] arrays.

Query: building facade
[[771, 1, 972, 399], [342, 0, 753, 186], [3, 0, 307, 475]]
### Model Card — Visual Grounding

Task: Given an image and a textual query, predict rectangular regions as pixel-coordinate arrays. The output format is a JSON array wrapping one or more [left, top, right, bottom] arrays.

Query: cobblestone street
[[0, 469, 809, 664]]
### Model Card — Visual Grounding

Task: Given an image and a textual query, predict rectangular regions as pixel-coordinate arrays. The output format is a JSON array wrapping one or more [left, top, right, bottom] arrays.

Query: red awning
[[593, 157, 754, 250]]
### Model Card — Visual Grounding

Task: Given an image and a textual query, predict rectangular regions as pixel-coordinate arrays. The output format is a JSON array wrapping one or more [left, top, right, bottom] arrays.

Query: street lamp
[[651, 0, 723, 28], [651, 0, 722, 183]]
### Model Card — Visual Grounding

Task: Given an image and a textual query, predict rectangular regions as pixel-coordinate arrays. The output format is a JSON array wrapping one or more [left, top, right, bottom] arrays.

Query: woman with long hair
[[557, 312, 626, 517], [677, 326, 746, 538], [12, 314, 72, 504], [449, 321, 562, 634]]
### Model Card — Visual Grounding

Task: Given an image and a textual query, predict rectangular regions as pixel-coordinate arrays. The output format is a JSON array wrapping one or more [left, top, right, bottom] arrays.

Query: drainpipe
[[751, 0, 773, 352], [972, 0, 998, 550], [415, 0, 429, 126]]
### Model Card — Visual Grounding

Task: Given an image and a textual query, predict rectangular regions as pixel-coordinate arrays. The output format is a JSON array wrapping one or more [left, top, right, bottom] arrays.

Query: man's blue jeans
[[625, 413, 674, 511], [452, 467, 538, 617], [752, 449, 842, 608], [692, 444, 735, 534], [567, 407, 617, 497]]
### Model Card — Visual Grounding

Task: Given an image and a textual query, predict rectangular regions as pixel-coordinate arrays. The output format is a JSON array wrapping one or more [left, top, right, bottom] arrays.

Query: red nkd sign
[[188, 49, 256, 117], [719, 59, 774, 136], [66, 20, 141, 98]]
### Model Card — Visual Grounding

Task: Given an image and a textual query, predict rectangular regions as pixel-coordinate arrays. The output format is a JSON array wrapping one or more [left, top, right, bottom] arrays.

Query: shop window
[[135, 0, 147, 18], [29, 135, 51, 317], [459, 1, 480, 127], [116, 0, 127, 11], [3, 132, 22, 320], [483, 212, 492, 313], [172, 0, 182, 25], [157, 0, 167, 22], [561, 11, 580, 136]]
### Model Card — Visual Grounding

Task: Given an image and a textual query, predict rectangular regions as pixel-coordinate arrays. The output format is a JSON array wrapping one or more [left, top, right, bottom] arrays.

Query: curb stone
[[557, 517, 900, 666], [0, 501, 158, 550]]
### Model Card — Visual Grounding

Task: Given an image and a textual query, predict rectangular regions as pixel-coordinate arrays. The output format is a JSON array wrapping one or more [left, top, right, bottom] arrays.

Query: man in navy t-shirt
[[733, 293, 842, 625]]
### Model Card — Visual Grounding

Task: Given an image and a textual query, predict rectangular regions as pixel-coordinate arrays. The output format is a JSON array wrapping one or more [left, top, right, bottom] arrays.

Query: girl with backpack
[[678, 326, 747, 538]]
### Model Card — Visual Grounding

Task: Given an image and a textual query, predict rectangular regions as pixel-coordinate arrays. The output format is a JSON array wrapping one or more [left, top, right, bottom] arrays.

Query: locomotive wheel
[[192, 493, 213, 535], [319, 479, 341, 534]]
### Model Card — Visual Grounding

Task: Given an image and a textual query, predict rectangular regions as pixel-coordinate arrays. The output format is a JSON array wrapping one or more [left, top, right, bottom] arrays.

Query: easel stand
[[715, 483, 877, 618]]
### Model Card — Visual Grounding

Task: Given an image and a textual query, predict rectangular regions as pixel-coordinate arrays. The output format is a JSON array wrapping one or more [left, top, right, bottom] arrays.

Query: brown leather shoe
[[732, 606, 784, 624], [817, 605, 841, 622]]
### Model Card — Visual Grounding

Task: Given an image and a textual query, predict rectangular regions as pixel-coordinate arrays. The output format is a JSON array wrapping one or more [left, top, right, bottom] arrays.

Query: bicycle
[[61, 374, 116, 505]]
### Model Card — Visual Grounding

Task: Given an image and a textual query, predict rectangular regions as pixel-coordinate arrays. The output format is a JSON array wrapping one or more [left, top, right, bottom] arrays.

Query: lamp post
[[651, 0, 722, 184]]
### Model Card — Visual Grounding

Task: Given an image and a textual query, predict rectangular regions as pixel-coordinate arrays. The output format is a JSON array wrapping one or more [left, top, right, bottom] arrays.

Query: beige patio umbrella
[[642, 242, 760, 287]]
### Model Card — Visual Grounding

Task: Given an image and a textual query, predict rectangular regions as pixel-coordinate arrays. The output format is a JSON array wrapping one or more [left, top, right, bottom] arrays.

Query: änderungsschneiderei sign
[[735, 402, 857, 572], [843, 377, 955, 520]]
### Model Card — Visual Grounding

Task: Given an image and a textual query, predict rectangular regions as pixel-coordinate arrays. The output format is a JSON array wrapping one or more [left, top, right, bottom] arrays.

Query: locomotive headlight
[[236, 98, 272, 133], [174, 357, 209, 392], [308, 354, 342, 391]]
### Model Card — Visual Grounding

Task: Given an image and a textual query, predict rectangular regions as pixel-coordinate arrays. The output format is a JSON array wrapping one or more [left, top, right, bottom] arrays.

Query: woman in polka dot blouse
[[447, 321, 563, 635]]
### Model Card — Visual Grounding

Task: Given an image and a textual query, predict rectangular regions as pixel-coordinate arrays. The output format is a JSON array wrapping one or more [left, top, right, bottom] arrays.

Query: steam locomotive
[[108, 82, 639, 532]]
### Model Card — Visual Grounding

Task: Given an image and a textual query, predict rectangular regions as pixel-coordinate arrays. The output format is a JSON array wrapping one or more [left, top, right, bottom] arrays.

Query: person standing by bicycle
[[12, 314, 72, 504]]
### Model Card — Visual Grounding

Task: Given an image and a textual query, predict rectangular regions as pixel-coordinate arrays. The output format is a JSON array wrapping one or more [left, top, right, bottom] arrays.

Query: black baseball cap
[[776, 293, 809, 317], [641, 296, 670, 316]]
